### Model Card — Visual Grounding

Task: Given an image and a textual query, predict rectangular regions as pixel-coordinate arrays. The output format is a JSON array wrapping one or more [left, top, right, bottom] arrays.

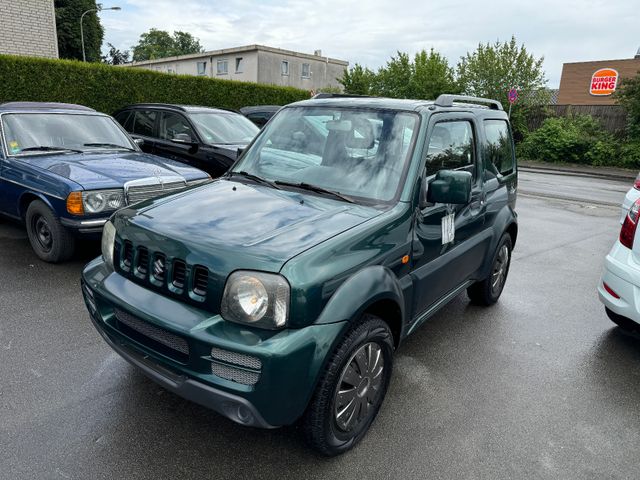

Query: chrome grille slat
[[124, 177, 188, 205]]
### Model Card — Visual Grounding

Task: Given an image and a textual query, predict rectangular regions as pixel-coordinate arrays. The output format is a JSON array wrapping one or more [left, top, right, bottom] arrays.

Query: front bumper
[[81, 257, 347, 428], [61, 216, 108, 234], [598, 241, 640, 325]]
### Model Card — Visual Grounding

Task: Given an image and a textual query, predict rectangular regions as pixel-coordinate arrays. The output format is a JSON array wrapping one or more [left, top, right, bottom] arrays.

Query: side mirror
[[172, 133, 195, 144], [427, 170, 472, 205]]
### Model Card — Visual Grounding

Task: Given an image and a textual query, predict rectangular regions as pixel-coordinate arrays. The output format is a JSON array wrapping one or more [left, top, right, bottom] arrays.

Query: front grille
[[211, 363, 260, 386], [115, 238, 211, 309], [114, 308, 189, 362], [136, 247, 149, 276], [172, 260, 186, 289], [126, 181, 188, 205], [122, 241, 133, 271], [192, 266, 208, 297]]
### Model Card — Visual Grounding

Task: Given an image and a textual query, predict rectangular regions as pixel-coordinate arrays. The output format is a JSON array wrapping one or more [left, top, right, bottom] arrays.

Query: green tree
[[102, 43, 130, 65], [457, 35, 548, 109], [132, 29, 204, 61], [340, 49, 458, 99], [55, 0, 104, 62], [615, 72, 640, 141], [374, 52, 413, 98], [338, 64, 376, 95], [410, 48, 460, 99]]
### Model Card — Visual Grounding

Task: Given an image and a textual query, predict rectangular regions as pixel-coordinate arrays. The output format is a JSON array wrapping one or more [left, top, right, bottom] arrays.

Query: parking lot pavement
[[1, 191, 639, 479]]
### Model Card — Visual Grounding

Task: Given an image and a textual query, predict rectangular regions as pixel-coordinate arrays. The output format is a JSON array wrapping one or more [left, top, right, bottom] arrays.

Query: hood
[[22, 151, 208, 190], [116, 179, 381, 275]]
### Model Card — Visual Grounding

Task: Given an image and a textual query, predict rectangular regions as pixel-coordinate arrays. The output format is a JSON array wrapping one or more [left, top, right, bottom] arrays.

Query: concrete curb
[[520, 164, 636, 182]]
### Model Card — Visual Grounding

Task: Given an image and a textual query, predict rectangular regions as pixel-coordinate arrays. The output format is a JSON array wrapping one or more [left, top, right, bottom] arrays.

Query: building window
[[235, 57, 244, 73], [197, 61, 207, 76], [301, 63, 310, 78], [217, 60, 228, 75], [281, 61, 289, 76], [167, 68, 174, 74]]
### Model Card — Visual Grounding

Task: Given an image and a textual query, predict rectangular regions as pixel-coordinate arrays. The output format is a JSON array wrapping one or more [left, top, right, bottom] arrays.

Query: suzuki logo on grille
[[153, 257, 165, 278]]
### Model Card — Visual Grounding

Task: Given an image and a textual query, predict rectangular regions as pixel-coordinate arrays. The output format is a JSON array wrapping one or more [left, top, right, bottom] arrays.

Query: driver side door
[[410, 113, 488, 320], [152, 111, 202, 168]]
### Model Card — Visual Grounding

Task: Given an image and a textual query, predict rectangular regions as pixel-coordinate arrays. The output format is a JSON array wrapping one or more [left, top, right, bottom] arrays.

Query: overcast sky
[[100, 0, 639, 88]]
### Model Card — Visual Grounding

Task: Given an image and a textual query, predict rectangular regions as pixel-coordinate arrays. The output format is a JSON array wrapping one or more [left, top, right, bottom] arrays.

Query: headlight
[[82, 189, 125, 214], [101, 220, 116, 269], [221, 271, 290, 329]]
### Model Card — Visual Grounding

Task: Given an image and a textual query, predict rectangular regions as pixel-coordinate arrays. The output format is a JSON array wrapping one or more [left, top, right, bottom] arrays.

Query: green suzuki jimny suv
[[82, 94, 517, 455]]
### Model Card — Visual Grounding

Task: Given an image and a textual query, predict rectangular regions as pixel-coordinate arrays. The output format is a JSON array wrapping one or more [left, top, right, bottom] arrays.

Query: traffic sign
[[508, 88, 518, 104]]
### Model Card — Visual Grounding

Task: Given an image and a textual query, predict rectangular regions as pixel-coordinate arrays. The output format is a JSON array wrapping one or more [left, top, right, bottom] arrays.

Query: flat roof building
[[0, 0, 59, 58], [126, 44, 349, 92], [557, 53, 640, 105]]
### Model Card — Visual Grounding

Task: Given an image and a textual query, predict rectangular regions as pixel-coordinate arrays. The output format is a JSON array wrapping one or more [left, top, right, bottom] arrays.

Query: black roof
[[0, 102, 96, 112], [239, 105, 281, 115], [116, 103, 236, 115]]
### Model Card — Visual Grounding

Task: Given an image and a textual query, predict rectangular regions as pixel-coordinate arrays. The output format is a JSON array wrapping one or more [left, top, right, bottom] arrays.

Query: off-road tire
[[467, 233, 512, 306], [25, 200, 76, 263], [301, 314, 394, 456]]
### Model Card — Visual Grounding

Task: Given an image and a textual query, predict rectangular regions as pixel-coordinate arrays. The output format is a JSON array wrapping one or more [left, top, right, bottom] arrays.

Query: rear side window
[[133, 110, 157, 137], [484, 120, 515, 175], [425, 121, 475, 176]]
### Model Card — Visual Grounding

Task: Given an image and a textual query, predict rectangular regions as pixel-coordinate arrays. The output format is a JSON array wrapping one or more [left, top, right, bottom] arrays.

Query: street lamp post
[[81, 6, 121, 62]]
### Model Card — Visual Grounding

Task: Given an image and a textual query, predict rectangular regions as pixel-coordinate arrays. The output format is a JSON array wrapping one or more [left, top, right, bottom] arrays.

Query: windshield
[[232, 107, 419, 203], [190, 112, 259, 145], [1, 113, 134, 155]]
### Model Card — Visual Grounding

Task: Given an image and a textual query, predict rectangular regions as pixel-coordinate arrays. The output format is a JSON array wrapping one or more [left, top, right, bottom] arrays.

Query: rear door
[[411, 112, 488, 316]]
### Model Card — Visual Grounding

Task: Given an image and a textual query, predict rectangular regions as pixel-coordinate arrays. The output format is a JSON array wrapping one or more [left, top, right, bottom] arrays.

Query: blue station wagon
[[0, 102, 210, 262]]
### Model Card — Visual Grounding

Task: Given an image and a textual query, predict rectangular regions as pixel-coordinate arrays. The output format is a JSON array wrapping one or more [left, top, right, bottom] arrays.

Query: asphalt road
[[519, 169, 631, 207], [1, 172, 639, 480]]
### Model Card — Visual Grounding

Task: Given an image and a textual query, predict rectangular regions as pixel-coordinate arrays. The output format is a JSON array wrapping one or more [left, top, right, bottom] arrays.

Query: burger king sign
[[590, 68, 618, 96]]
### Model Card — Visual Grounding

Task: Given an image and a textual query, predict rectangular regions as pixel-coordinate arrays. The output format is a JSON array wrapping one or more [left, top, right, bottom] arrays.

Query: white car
[[619, 173, 640, 223], [599, 198, 640, 332]]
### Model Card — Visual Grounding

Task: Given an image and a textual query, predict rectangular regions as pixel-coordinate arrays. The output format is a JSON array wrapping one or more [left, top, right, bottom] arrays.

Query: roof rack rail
[[434, 94, 503, 111], [0, 101, 95, 112], [312, 93, 371, 99]]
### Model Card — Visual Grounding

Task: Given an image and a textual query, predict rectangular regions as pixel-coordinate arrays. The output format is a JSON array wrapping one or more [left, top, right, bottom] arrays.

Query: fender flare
[[478, 205, 517, 279], [314, 265, 407, 341]]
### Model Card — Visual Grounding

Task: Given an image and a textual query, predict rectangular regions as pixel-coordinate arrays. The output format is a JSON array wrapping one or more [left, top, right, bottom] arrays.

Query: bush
[[0, 55, 310, 114], [518, 114, 640, 168]]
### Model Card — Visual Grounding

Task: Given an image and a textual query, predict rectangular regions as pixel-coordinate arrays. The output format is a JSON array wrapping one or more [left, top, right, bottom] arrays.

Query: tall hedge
[[0, 55, 310, 114]]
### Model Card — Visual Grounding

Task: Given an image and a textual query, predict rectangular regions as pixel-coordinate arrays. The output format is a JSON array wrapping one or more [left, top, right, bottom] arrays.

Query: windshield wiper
[[225, 171, 280, 189], [83, 142, 134, 151], [19, 146, 84, 154], [274, 181, 357, 204]]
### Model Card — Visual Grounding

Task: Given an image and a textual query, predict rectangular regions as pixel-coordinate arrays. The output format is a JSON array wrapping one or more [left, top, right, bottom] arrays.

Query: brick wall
[[0, 0, 58, 58], [557, 58, 640, 105]]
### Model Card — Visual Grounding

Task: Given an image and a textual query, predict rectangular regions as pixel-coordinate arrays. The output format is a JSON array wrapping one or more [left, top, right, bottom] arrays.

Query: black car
[[113, 104, 259, 177], [240, 105, 280, 128]]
